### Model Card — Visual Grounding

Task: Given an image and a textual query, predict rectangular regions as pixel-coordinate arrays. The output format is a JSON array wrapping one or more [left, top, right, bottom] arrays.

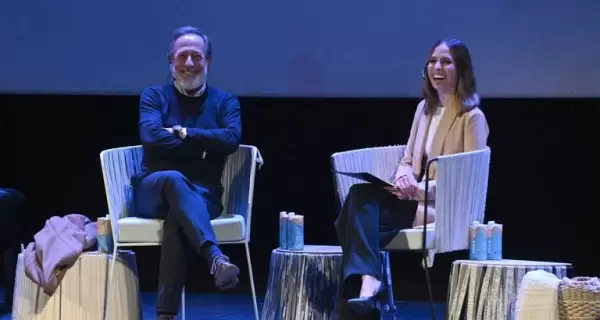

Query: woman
[[334, 38, 490, 317]]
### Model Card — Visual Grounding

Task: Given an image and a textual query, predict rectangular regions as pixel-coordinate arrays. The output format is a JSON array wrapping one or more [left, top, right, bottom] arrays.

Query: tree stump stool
[[12, 250, 142, 320], [261, 245, 395, 320], [446, 259, 572, 320]]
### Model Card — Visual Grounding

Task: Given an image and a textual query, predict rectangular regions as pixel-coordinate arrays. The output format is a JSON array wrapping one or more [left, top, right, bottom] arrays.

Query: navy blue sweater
[[138, 84, 242, 194]]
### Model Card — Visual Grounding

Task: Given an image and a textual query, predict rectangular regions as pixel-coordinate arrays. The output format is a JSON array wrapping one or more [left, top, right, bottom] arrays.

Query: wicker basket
[[557, 277, 600, 320]]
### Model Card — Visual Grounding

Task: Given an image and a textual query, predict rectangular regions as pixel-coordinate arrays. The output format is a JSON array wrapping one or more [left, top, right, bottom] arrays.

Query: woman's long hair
[[422, 38, 480, 115]]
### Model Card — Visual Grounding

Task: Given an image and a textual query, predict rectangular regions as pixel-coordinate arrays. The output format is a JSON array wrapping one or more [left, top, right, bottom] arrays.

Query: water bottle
[[469, 221, 487, 260], [487, 221, 503, 260], [279, 211, 289, 249]]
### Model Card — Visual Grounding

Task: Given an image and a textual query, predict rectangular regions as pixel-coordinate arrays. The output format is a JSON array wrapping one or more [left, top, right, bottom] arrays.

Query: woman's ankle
[[361, 274, 379, 282], [359, 275, 382, 297]]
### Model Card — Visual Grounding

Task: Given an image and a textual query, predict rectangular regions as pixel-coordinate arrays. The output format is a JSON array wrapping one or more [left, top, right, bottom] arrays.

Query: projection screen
[[0, 0, 598, 97]]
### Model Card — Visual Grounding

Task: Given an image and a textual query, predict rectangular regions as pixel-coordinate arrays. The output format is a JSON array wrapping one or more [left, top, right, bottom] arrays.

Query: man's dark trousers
[[132, 170, 222, 315]]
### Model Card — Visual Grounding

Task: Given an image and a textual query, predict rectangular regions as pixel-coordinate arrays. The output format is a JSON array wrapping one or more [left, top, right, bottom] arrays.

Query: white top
[[425, 106, 445, 156]]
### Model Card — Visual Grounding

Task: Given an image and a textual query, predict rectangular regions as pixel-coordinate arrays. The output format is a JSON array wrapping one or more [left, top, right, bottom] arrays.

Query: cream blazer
[[394, 99, 490, 226]]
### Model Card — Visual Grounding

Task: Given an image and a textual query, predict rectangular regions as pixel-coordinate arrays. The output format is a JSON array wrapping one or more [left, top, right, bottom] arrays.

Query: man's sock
[[200, 241, 223, 266]]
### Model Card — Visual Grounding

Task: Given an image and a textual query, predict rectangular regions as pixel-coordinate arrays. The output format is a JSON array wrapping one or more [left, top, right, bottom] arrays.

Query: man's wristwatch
[[180, 127, 187, 139], [172, 125, 186, 139]]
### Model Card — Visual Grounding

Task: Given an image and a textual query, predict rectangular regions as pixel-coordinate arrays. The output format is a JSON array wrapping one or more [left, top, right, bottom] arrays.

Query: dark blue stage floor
[[0, 288, 446, 319]]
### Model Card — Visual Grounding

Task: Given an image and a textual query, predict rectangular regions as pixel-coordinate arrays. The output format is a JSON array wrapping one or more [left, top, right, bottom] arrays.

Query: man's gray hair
[[168, 26, 212, 59]]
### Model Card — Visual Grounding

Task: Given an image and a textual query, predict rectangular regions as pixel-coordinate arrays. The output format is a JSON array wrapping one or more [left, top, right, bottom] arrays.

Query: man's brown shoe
[[210, 255, 240, 290]]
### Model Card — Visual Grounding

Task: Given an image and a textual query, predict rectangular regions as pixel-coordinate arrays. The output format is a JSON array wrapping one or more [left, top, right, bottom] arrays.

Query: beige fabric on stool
[[515, 270, 560, 320], [12, 251, 141, 320]]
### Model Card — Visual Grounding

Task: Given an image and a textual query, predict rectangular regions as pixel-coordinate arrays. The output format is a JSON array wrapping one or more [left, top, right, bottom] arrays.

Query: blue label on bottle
[[98, 234, 114, 253], [288, 222, 304, 250], [470, 227, 488, 260], [488, 227, 502, 260]]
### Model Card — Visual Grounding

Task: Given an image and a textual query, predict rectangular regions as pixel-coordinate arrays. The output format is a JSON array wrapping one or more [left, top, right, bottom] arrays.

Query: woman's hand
[[385, 186, 408, 199], [391, 174, 418, 198]]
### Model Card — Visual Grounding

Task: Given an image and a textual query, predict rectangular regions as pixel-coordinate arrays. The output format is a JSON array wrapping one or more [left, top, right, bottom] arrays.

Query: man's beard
[[171, 65, 207, 91]]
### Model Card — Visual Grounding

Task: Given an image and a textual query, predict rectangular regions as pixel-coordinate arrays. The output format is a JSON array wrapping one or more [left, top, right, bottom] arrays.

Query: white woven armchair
[[100, 144, 264, 320], [331, 145, 491, 266]]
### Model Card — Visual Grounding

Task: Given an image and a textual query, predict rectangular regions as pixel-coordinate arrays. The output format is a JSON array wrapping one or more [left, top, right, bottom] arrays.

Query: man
[[132, 26, 242, 320], [0, 188, 26, 314]]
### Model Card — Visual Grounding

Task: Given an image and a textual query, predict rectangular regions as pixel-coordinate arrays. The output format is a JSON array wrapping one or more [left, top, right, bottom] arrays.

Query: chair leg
[[181, 287, 186, 320], [381, 251, 396, 320], [245, 242, 260, 320], [104, 244, 119, 320]]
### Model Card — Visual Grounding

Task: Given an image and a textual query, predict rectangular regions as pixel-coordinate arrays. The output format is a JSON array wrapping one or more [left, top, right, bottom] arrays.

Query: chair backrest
[[330, 145, 491, 254], [331, 145, 406, 207], [100, 145, 263, 242], [434, 146, 491, 253]]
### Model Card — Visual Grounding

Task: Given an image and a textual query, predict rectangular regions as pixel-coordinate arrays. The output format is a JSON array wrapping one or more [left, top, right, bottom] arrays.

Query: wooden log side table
[[446, 259, 572, 320], [261, 245, 395, 320], [12, 250, 142, 320]]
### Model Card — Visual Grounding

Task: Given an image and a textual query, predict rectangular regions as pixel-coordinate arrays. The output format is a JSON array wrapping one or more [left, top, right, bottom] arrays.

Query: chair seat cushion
[[384, 223, 436, 250], [117, 214, 246, 243]]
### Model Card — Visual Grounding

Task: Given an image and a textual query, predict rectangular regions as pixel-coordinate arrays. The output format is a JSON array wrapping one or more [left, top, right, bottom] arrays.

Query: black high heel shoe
[[347, 283, 385, 314]]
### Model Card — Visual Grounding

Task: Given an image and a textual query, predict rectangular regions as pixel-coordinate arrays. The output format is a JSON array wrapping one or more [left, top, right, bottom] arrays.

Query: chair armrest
[[433, 147, 491, 253], [100, 145, 144, 240], [331, 145, 406, 206]]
